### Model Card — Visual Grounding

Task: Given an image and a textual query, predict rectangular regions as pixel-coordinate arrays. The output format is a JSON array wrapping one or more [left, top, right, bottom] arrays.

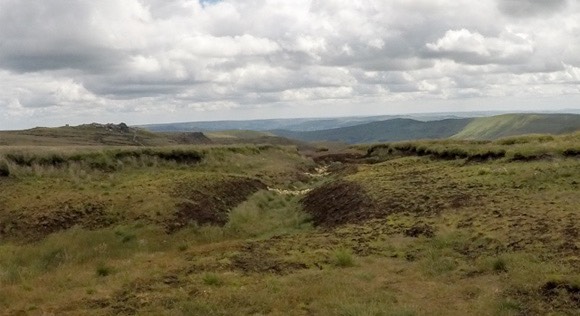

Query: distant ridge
[[452, 114, 580, 139], [137, 112, 497, 133], [2, 113, 578, 146], [271, 118, 473, 143], [270, 113, 580, 144], [0, 123, 210, 146]]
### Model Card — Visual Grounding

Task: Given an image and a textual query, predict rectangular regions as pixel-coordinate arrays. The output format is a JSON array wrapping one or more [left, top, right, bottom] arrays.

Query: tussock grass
[[95, 263, 113, 277], [333, 248, 356, 267], [202, 273, 223, 286]]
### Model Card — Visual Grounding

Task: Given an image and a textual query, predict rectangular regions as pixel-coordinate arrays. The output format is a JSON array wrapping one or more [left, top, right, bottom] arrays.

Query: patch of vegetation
[[202, 273, 223, 286], [95, 263, 113, 277], [492, 258, 508, 273], [3, 147, 203, 173], [333, 249, 356, 267]]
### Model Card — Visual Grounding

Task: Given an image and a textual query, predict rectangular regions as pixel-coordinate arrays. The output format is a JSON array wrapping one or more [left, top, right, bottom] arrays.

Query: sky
[[0, 0, 580, 129]]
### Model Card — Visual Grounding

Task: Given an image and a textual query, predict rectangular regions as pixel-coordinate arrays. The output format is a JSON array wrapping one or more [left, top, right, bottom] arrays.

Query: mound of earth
[[301, 176, 474, 228], [301, 180, 376, 227], [166, 177, 266, 232], [0, 199, 117, 241], [312, 152, 366, 164], [540, 280, 580, 309]]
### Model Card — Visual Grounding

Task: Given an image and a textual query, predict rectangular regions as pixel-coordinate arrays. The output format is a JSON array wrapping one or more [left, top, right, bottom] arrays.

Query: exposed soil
[[302, 171, 480, 229], [301, 180, 376, 227], [505, 280, 580, 314], [366, 144, 507, 163], [563, 148, 580, 157], [0, 199, 116, 240], [404, 223, 435, 238], [85, 277, 166, 315], [166, 177, 266, 232], [540, 280, 580, 306], [509, 153, 554, 162], [231, 242, 308, 274]]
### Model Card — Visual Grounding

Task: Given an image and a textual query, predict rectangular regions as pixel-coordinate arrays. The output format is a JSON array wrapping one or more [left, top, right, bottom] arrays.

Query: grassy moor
[[0, 126, 579, 315]]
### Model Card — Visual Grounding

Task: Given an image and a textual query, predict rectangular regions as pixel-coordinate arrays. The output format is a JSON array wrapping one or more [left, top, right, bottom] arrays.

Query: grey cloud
[[498, 0, 568, 17], [0, 47, 125, 73], [0, 0, 579, 129], [0, 0, 145, 73]]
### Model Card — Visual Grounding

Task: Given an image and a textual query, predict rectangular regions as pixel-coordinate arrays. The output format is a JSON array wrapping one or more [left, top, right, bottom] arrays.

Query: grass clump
[[202, 273, 223, 286], [333, 249, 356, 267], [492, 258, 508, 273], [95, 263, 113, 277]]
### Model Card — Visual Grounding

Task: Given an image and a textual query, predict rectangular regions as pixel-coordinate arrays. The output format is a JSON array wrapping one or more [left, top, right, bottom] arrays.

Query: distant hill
[[271, 118, 473, 143], [451, 114, 580, 139], [137, 112, 499, 133], [270, 114, 580, 144], [0, 123, 211, 146], [139, 117, 399, 132], [3, 113, 578, 146], [0, 123, 308, 148], [203, 130, 316, 150]]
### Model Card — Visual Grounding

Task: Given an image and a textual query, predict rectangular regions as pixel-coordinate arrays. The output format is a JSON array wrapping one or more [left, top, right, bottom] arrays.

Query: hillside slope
[[138, 112, 487, 132], [271, 114, 580, 144], [452, 113, 580, 139], [272, 118, 473, 143]]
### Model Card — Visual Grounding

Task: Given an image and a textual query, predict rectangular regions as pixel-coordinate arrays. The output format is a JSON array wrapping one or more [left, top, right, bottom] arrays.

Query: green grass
[[0, 133, 578, 315], [333, 249, 356, 267], [202, 273, 223, 286]]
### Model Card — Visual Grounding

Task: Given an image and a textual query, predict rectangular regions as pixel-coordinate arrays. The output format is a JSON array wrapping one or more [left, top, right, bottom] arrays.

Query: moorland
[[0, 116, 579, 315]]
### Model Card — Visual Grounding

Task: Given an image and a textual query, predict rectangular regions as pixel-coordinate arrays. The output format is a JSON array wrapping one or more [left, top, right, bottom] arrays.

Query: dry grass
[[0, 134, 579, 315]]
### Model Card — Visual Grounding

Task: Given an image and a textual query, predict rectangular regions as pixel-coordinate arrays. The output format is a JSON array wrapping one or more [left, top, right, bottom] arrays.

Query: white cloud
[[0, 0, 579, 129], [426, 28, 534, 63]]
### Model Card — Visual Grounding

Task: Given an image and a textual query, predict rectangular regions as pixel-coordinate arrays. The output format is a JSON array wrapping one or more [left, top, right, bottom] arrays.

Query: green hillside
[[272, 114, 580, 144], [273, 118, 473, 143], [452, 113, 580, 139]]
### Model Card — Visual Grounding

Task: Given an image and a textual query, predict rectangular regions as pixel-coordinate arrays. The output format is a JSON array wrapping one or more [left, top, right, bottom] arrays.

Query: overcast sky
[[1, 0, 579, 129]]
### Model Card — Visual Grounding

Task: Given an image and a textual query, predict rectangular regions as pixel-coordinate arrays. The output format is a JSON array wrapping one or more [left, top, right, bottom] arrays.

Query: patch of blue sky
[[200, 0, 221, 6]]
